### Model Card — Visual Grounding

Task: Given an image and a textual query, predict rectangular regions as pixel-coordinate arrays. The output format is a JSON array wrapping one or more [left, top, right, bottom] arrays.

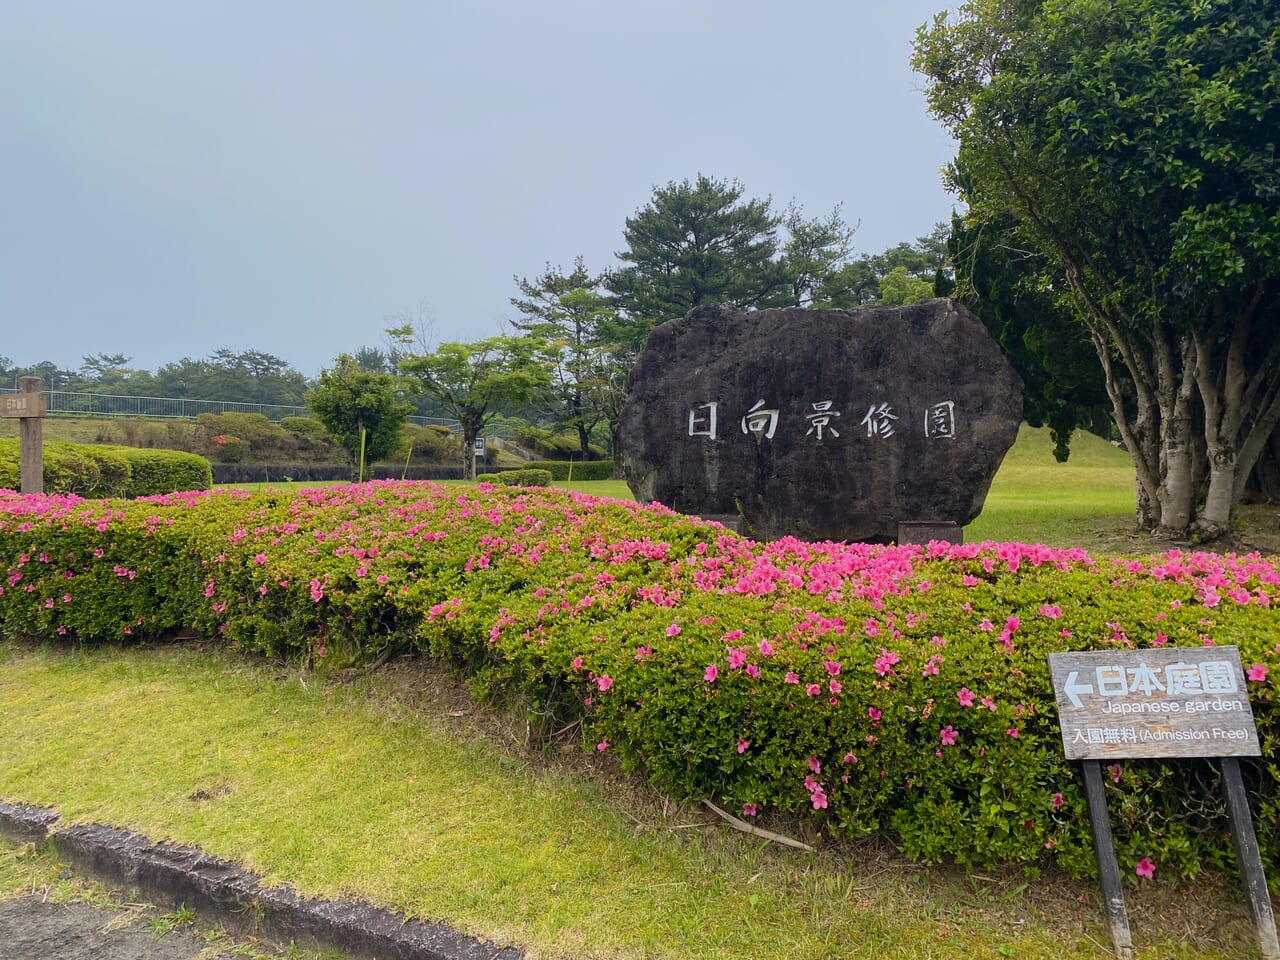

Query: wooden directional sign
[[1048, 646, 1261, 760]]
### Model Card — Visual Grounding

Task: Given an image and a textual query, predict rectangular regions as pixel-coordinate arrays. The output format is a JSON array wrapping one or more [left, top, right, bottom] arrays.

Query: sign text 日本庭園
[[1048, 646, 1260, 761]]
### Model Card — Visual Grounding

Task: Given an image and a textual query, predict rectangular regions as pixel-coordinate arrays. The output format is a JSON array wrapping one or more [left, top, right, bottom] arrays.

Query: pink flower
[[665, 622, 681, 637], [1134, 857, 1155, 879], [808, 756, 822, 773], [823, 660, 841, 676], [828, 679, 842, 694], [868, 706, 882, 721], [1052, 792, 1064, 810], [1038, 604, 1062, 619], [810, 789, 828, 810], [1006, 727, 1020, 738], [1107, 763, 1122, 783], [980, 696, 996, 712], [742, 803, 760, 817], [727, 647, 749, 669], [784, 671, 799, 684], [806, 683, 821, 696], [745, 662, 760, 679], [596, 740, 609, 752], [873, 648, 900, 676], [737, 738, 750, 754], [1247, 663, 1268, 683], [939, 725, 958, 746], [570, 656, 583, 671], [703, 664, 719, 683], [961, 574, 978, 587], [594, 675, 613, 692], [843, 752, 858, 763], [956, 687, 975, 707], [757, 639, 776, 657]]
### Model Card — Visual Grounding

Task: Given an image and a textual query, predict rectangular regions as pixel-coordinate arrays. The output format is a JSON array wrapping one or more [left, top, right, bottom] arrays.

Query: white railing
[[0, 387, 523, 437]]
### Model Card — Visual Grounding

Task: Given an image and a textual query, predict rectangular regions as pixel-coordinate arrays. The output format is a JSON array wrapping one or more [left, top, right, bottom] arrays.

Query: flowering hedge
[[0, 481, 1276, 883]]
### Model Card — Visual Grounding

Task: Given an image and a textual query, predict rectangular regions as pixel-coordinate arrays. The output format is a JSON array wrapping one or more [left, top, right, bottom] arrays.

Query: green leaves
[[305, 356, 413, 469]]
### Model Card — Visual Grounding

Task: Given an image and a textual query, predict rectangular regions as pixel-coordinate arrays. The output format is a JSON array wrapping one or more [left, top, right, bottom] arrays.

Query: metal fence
[[0, 387, 519, 436]]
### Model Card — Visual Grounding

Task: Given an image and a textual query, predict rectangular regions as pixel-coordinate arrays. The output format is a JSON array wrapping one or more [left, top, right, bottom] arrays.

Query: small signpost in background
[[1, 377, 46, 494], [1048, 646, 1278, 960]]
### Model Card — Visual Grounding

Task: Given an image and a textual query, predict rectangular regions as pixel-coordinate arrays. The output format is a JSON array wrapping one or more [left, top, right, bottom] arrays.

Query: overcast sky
[[1, 1, 958, 379]]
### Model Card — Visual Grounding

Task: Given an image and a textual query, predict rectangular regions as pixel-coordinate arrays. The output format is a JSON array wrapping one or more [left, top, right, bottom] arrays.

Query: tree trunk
[[1244, 428, 1280, 502], [609, 420, 625, 480], [463, 426, 478, 481], [1153, 334, 1198, 536]]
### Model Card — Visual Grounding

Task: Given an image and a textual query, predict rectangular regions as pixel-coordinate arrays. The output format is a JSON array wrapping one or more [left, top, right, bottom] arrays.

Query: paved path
[[0, 897, 235, 960]]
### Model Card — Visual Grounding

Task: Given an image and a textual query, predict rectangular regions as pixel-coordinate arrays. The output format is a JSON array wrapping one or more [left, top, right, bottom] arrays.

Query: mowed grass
[[966, 425, 1137, 547]]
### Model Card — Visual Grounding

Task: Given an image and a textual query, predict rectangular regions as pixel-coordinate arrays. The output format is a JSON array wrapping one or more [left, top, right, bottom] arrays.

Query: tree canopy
[[305, 355, 413, 471], [606, 175, 791, 326], [511, 257, 633, 463], [391, 329, 548, 480], [914, 0, 1280, 537]]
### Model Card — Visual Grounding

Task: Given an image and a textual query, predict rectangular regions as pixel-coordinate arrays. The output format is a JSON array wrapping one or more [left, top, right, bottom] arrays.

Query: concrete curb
[[0, 802, 523, 960]]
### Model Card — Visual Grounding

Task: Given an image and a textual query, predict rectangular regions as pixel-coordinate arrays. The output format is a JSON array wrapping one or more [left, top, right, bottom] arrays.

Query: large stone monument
[[620, 300, 1023, 542]]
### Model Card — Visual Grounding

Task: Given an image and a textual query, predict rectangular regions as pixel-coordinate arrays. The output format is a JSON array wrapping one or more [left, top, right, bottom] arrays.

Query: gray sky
[[1, 1, 958, 379]]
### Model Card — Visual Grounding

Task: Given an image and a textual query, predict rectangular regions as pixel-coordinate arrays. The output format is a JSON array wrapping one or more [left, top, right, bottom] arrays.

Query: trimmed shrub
[[400, 423, 462, 465], [0, 440, 130, 498], [99, 446, 212, 496], [1, 481, 1277, 882], [513, 426, 607, 461], [492, 468, 553, 487], [524, 459, 615, 481]]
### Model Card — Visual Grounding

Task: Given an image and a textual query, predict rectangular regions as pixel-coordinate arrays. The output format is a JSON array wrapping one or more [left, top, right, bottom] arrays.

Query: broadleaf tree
[[914, 0, 1280, 538], [948, 207, 1113, 461], [305, 355, 414, 471], [391, 329, 548, 480]]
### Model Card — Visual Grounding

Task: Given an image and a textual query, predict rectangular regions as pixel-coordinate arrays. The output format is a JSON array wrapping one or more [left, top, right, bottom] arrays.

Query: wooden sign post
[[1, 377, 47, 494], [1048, 647, 1278, 960]]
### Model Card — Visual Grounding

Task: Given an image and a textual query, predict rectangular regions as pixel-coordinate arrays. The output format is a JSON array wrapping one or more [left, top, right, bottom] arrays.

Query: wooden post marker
[[2, 376, 47, 495], [1048, 647, 1277, 960]]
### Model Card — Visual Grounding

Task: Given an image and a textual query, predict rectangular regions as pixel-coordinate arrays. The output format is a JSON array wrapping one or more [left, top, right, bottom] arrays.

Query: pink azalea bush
[[0, 481, 1277, 880]]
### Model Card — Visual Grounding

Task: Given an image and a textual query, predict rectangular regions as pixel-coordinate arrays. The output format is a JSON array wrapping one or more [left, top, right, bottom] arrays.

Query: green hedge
[[1, 440, 211, 498], [1, 481, 1277, 884], [98, 446, 213, 497], [0, 440, 131, 498], [523, 459, 615, 481], [492, 468, 553, 487]]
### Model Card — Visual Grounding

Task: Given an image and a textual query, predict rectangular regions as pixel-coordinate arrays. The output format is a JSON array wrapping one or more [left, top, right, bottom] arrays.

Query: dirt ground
[[1064, 501, 1280, 557]]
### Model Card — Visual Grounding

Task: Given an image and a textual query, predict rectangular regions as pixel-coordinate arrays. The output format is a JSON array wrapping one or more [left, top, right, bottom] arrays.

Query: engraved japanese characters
[[619, 300, 1023, 542]]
